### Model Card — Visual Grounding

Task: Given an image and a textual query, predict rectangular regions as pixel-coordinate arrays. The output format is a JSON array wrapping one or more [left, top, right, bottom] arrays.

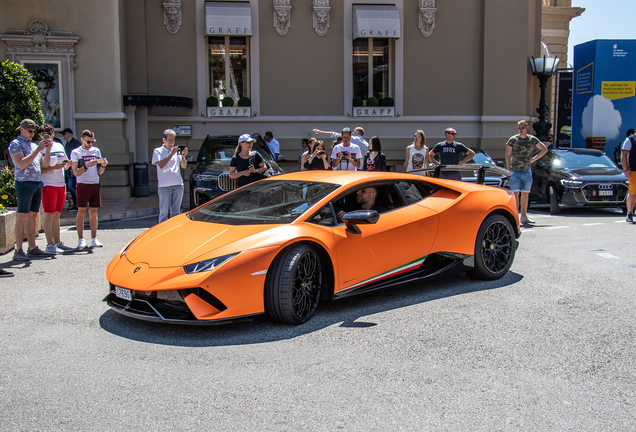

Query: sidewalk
[[59, 194, 161, 226]]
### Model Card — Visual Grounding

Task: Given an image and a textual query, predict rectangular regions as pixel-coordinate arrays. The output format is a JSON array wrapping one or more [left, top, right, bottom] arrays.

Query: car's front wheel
[[548, 185, 560, 215], [469, 214, 516, 280], [265, 244, 322, 324]]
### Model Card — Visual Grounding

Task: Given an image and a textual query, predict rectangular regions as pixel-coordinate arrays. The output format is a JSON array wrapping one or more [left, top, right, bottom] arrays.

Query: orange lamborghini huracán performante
[[105, 171, 520, 325]]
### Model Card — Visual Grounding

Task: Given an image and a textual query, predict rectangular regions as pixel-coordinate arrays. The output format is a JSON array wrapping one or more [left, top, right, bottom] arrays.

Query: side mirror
[[277, 154, 287, 162], [496, 161, 505, 168], [342, 210, 379, 234]]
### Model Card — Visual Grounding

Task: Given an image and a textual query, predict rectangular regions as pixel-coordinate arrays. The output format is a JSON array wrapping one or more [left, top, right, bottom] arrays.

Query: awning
[[353, 5, 400, 39], [205, 1, 252, 36]]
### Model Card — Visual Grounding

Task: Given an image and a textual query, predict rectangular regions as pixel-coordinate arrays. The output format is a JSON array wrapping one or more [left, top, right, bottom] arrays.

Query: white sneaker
[[45, 243, 64, 254], [90, 238, 103, 247], [77, 238, 87, 249], [56, 242, 74, 252]]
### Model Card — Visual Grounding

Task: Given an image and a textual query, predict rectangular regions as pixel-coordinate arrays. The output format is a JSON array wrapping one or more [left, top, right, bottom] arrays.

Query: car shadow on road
[[99, 271, 524, 347]]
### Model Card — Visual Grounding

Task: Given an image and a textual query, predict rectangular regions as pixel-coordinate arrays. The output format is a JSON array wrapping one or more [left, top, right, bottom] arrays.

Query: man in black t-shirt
[[429, 128, 475, 180]]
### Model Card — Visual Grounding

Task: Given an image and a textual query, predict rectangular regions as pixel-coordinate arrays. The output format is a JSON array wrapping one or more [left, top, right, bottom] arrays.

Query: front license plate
[[599, 190, 613, 196], [115, 286, 132, 301]]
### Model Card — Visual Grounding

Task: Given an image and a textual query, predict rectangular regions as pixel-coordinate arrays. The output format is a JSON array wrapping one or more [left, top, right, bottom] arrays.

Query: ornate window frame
[[1, 20, 79, 131]]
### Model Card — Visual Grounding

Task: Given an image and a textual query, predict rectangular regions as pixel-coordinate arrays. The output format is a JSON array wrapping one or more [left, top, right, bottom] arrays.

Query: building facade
[[1, 0, 582, 197]]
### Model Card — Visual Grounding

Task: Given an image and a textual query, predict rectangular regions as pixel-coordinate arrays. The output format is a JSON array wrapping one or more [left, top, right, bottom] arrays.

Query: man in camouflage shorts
[[505, 120, 547, 224]]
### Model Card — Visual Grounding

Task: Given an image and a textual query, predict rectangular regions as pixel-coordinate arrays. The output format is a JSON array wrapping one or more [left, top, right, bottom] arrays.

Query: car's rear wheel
[[548, 185, 561, 215], [265, 244, 322, 324], [469, 214, 515, 280]]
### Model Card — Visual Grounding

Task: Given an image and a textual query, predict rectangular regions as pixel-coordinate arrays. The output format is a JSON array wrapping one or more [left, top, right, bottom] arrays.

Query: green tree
[[0, 60, 44, 163]]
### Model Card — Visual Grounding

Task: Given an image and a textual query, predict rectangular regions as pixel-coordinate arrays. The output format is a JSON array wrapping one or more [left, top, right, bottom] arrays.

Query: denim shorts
[[15, 180, 43, 213], [509, 169, 533, 193]]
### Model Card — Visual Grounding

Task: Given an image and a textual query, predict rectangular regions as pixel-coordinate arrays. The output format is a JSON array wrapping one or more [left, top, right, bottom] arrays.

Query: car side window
[[308, 204, 336, 226], [397, 180, 426, 205]]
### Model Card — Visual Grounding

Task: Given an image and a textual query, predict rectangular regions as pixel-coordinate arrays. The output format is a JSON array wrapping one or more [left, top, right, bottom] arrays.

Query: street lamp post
[[529, 55, 560, 141]]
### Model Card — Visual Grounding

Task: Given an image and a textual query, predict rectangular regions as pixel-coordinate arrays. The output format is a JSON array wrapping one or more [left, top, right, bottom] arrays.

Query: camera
[[42, 133, 50, 140], [317, 150, 325, 155], [178, 145, 186, 154], [341, 151, 349, 157]]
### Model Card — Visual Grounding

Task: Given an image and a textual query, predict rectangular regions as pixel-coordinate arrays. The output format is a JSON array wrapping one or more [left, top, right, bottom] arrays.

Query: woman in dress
[[403, 129, 429, 174], [362, 136, 387, 171], [303, 140, 331, 170], [229, 134, 267, 187]]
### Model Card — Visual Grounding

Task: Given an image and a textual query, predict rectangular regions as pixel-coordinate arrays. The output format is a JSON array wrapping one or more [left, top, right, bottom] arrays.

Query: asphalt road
[[1, 207, 635, 431]]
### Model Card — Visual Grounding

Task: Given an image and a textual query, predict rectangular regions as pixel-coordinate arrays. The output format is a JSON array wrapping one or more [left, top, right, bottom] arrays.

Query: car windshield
[[199, 139, 273, 165], [553, 151, 616, 169], [189, 180, 341, 225], [469, 152, 494, 166]]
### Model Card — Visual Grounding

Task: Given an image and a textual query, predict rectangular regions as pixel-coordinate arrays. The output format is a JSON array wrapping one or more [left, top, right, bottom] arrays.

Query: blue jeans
[[66, 173, 77, 207], [509, 169, 533, 193], [158, 185, 184, 223]]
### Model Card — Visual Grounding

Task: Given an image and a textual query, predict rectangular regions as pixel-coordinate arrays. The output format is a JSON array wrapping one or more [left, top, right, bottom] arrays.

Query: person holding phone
[[71, 129, 108, 249], [38, 124, 73, 254], [8, 119, 53, 261], [152, 128, 188, 223], [229, 134, 266, 187]]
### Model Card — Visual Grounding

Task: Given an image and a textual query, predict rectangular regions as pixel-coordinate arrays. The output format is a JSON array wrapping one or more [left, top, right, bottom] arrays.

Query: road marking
[[596, 252, 621, 260], [582, 223, 604, 226], [545, 226, 570, 230], [614, 220, 627, 223]]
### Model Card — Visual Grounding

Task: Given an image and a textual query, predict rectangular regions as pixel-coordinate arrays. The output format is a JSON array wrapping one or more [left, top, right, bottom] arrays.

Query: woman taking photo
[[304, 140, 331, 170], [362, 136, 387, 171], [229, 134, 267, 187], [403, 129, 429, 174], [299, 138, 317, 171]]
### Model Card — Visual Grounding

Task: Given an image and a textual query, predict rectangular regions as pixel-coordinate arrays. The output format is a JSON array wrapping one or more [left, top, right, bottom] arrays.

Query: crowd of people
[[2, 119, 108, 277]]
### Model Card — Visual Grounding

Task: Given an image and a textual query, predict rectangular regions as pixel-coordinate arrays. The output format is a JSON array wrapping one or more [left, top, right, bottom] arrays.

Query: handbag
[[250, 152, 275, 179]]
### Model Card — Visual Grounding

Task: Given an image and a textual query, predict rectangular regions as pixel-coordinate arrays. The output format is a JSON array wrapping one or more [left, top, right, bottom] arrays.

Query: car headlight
[[194, 174, 218, 182], [183, 252, 239, 274], [560, 179, 583, 188]]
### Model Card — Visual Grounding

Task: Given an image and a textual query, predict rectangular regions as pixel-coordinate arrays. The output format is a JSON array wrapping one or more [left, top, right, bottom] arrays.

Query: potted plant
[[353, 97, 364, 107], [206, 96, 219, 107], [237, 96, 251, 106], [221, 97, 234, 107], [381, 97, 394, 106], [366, 97, 379, 107]]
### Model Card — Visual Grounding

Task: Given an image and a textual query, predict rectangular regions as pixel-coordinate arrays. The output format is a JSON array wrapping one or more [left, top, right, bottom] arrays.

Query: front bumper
[[561, 183, 627, 207]]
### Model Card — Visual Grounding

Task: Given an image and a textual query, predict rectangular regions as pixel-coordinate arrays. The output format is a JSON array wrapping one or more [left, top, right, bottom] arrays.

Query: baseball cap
[[238, 134, 256, 144], [16, 119, 38, 130], [61, 128, 73, 135]]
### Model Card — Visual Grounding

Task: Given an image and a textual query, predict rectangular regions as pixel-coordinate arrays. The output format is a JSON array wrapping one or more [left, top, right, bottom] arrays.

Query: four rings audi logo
[[598, 184, 614, 190]]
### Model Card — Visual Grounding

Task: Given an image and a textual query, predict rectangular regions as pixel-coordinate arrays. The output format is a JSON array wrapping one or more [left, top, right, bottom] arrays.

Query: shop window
[[353, 38, 392, 104], [207, 36, 249, 105]]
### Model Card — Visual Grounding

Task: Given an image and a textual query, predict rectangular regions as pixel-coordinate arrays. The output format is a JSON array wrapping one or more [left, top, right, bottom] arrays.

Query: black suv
[[189, 133, 284, 209]]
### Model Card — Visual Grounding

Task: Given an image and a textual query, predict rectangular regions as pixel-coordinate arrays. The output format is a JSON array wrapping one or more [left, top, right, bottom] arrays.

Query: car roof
[[553, 148, 604, 155]]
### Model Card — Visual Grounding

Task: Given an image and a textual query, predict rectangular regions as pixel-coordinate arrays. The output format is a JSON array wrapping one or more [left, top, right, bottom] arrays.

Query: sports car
[[105, 171, 520, 325]]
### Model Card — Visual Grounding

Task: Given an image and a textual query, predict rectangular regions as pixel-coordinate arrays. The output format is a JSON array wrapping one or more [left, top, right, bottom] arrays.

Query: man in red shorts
[[39, 124, 74, 254], [71, 130, 108, 249]]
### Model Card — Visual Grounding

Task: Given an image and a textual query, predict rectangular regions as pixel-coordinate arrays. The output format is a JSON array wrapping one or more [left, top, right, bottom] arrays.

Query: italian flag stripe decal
[[341, 256, 428, 292]]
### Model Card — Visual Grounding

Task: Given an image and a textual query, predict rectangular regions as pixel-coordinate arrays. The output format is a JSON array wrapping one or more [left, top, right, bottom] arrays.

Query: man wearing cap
[[329, 128, 362, 171], [429, 128, 475, 180], [152, 128, 188, 223], [62, 128, 81, 210], [71, 130, 108, 248], [8, 119, 53, 261], [314, 126, 369, 156], [229, 134, 267, 187]]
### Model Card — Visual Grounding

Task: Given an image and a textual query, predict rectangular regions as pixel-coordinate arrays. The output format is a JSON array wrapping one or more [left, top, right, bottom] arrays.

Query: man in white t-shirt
[[152, 128, 188, 223], [264, 131, 280, 160], [71, 130, 108, 249], [329, 127, 362, 171], [314, 126, 369, 156], [39, 124, 74, 254]]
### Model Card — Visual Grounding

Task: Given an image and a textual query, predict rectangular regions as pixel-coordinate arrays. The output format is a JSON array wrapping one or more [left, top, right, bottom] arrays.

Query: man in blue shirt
[[8, 119, 53, 260], [62, 128, 81, 210]]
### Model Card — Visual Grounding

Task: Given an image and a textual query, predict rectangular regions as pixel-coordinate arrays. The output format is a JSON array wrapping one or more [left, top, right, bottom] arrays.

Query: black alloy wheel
[[469, 214, 516, 280], [548, 185, 561, 215], [265, 244, 323, 324]]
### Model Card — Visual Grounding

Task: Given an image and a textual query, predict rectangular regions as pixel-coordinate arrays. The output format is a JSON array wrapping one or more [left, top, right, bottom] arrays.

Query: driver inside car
[[337, 186, 387, 220]]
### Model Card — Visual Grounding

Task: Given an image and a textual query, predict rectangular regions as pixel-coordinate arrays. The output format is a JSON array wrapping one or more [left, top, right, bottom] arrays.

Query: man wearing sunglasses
[[8, 119, 53, 261], [429, 128, 475, 180], [71, 130, 108, 249]]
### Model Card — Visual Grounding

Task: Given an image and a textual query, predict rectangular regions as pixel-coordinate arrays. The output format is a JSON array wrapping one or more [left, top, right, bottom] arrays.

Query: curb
[[59, 207, 159, 227]]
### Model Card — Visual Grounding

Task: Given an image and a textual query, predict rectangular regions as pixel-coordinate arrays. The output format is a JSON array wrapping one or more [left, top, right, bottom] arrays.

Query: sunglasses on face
[[84, 140, 94, 144]]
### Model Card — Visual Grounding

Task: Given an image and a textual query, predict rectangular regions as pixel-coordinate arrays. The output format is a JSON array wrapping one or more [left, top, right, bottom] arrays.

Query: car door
[[530, 151, 553, 202], [330, 181, 439, 293]]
